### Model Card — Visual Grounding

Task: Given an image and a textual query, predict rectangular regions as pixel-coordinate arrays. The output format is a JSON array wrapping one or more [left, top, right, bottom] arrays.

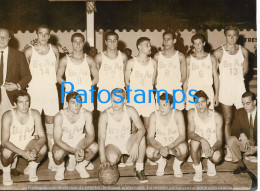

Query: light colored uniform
[[128, 57, 155, 117], [156, 51, 184, 110], [186, 54, 214, 110], [9, 109, 35, 150], [97, 51, 125, 112], [61, 109, 85, 148], [64, 54, 94, 111], [105, 106, 131, 154], [155, 110, 179, 154], [194, 108, 217, 157], [219, 45, 245, 108], [27, 45, 59, 116]]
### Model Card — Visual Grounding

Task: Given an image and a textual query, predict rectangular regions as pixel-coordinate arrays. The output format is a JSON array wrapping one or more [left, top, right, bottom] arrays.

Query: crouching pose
[[98, 88, 148, 183], [146, 93, 188, 177], [53, 92, 98, 181], [1, 91, 47, 186], [188, 90, 223, 182]]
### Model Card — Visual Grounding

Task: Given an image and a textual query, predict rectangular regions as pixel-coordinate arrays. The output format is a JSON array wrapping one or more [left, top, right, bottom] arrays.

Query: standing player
[[186, 34, 219, 110], [95, 31, 128, 112], [24, 25, 59, 171], [1, 91, 47, 186], [98, 88, 148, 183], [125, 37, 157, 129], [146, 93, 188, 177], [154, 31, 187, 110], [188, 90, 223, 182], [213, 26, 249, 160], [53, 92, 98, 181], [57, 33, 98, 172]]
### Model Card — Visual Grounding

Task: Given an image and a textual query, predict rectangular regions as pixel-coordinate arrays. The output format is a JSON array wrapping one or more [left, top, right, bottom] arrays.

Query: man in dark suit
[[0, 28, 32, 176], [227, 91, 257, 174]]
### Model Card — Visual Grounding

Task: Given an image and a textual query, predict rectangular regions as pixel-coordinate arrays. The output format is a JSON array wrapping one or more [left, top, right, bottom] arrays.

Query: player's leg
[[190, 140, 203, 182], [0, 147, 16, 186], [171, 142, 188, 178], [207, 149, 222, 177], [146, 145, 166, 176], [52, 144, 69, 181], [23, 139, 47, 182]]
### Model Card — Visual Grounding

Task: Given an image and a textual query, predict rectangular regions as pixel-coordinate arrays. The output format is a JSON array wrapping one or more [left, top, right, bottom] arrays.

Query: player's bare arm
[[94, 52, 102, 70], [211, 55, 220, 106], [121, 52, 128, 72], [147, 112, 164, 150], [87, 56, 99, 85], [52, 45, 60, 72], [56, 56, 67, 84], [179, 52, 187, 86], [166, 110, 186, 150], [151, 58, 157, 86], [125, 58, 134, 86], [184, 55, 191, 92], [241, 47, 249, 76], [24, 46, 33, 64]]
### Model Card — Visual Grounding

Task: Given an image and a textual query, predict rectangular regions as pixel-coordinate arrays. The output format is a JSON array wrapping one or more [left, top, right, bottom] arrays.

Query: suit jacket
[[5, 47, 32, 105], [231, 108, 257, 145]]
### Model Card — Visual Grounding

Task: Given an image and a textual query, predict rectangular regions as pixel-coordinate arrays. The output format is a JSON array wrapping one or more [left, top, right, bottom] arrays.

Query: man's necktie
[[249, 113, 254, 145]]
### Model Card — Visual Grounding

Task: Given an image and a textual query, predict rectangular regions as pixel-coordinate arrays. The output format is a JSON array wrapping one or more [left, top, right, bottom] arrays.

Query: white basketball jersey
[[9, 109, 34, 143], [105, 106, 131, 145], [130, 57, 154, 90], [155, 110, 179, 147], [188, 54, 213, 87], [97, 51, 124, 90], [61, 109, 85, 146], [219, 45, 245, 84], [157, 51, 182, 90], [29, 45, 57, 87], [65, 54, 92, 91], [194, 109, 216, 147]]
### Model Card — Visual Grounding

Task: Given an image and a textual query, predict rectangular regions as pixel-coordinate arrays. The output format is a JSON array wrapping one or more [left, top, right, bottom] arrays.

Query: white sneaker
[[156, 158, 167, 176], [193, 163, 202, 182], [207, 159, 216, 176], [24, 162, 39, 182], [76, 161, 90, 178], [55, 162, 65, 181], [118, 162, 126, 168], [245, 156, 258, 163], [187, 155, 193, 163], [224, 147, 232, 162], [125, 157, 134, 166], [3, 165, 13, 186], [86, 162, 94, 170], [148, 158, 157, 166], [48, 152, 58, 171], [67, 154, 76, 171], [173, 158, 183, 178]]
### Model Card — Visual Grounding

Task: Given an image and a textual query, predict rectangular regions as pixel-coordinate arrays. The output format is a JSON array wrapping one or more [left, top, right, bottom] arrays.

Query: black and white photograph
[[0, 0, 257, 190]]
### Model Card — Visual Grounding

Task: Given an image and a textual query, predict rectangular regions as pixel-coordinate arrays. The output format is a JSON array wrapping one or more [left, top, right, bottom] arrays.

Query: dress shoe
[[232, 166, 248, 174]]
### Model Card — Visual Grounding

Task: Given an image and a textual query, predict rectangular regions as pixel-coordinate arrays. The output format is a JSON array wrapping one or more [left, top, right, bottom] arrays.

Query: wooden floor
[[0, 155, 257, 190]]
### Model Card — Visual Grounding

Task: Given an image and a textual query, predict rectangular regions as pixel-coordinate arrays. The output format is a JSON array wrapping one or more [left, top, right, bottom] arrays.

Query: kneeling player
[[98, 88, 148, 183], [188, 90, 223, 182], [53, 92, 98, 181], [146, 93, 188, 177], [1, 91, 47, 186]]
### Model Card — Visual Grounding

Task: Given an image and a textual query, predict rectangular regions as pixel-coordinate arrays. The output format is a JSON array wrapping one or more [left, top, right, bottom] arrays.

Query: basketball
[[98, 165, 120, 185]]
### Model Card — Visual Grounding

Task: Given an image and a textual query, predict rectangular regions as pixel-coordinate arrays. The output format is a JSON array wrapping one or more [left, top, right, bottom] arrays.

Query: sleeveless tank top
[[61, 109, 85, 144], [219, 45, 244, 84], [155, 110, 179, 146], [65, 54, 92, 91], [130, 57, 154, 90], [194, 108, 217, 147], [9, 109, 34, 143], [105, 106, 131, 144], [29, 44, 57, 87], [157, 51, 182, 89], [97, 51, 124, 90], [188, 54, 213, 87]]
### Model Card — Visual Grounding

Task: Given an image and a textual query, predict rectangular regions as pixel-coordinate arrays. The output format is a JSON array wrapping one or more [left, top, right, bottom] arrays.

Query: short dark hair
[[66, 91, 82, 103], [160, 93, 173, 105], [163, 31, 176, 40], [136, 37, 150, 50], [191, 33, 206, 44], [193, 90, 209, 101], [36, 25, 50, 34], [111, 88, 126, 99], [71, 33, 85, 42], [13, 90, 31, 104], [105, 31, 119, 41], [224, 25, 239, 36], [242, 91, 256, 101]]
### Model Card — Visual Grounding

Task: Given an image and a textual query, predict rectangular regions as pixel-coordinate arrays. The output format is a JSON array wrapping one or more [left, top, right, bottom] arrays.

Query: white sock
[[135, 163, 144, 171], [78, 160, 89, 167], [29, 161, 39, 169], [155, 156, 165, 164], [3, 164, 11, 173], [174, 158, 183, 166]]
